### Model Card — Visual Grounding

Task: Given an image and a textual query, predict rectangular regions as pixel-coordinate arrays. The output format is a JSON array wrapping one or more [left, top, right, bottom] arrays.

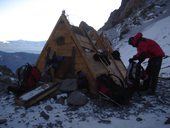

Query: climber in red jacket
[[128, 32, 165, 95]]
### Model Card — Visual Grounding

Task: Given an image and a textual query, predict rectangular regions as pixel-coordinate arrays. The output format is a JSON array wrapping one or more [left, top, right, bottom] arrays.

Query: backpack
[[96, 74, 130, 104], [17, 63, 41, 90], [126, 61, 145, 86]]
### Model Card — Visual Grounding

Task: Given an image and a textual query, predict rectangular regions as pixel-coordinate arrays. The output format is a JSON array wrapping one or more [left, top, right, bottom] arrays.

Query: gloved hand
[[139, 58, 145, 63], [129, 58, 134, 63]]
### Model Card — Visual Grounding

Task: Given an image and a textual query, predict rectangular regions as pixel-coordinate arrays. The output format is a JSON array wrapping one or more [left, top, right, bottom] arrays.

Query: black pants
[[144, 57, 163, 93]]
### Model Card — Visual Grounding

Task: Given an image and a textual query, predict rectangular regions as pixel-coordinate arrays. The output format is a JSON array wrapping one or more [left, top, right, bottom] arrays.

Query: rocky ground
[[0, 78, 170, 128], [0, 66, 170, 128]]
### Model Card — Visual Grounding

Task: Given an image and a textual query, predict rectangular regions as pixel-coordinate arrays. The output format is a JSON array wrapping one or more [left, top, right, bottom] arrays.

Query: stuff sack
[[96, 74, 130, 104], [126, 61, 145, 86], [17, 63, 41, 90]]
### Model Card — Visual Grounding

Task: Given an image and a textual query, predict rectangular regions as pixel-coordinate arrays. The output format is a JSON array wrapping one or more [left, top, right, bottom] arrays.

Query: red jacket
[[131, 32, 165, 59]]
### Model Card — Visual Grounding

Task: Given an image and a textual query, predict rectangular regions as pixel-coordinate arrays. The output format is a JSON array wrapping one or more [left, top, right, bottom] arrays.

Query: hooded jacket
[[131, 32, 165, 59]]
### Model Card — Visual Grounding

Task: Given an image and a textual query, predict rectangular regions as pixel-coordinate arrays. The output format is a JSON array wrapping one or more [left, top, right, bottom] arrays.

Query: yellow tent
[[36, 12, 127, 94]]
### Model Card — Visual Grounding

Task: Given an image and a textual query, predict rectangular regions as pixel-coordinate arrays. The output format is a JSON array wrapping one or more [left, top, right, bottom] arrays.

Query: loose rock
[[40, 111, 49, 120], [67, 91, 88, 106]]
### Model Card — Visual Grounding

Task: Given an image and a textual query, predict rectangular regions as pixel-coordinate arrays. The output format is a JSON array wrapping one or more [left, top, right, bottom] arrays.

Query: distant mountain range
[[0, 51, 39, 72], [0, 40, 45, 72], [0, 40, 45, 54]]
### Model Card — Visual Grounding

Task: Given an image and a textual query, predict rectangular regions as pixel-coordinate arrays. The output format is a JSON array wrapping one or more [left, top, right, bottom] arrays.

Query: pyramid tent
[[36, 12, 127, 94]]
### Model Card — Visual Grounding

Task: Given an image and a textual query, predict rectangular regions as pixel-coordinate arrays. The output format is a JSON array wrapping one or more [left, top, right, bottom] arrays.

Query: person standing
[[128, 32, 165, 95]]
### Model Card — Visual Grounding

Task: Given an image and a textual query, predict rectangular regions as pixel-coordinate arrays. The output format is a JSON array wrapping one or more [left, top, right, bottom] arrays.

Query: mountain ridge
[[0, 51, 39, 72], [101, 0, 170, 46]]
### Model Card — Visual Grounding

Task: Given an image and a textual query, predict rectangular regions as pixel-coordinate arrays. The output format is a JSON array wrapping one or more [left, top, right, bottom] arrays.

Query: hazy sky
[[0, 0, 121, 41]]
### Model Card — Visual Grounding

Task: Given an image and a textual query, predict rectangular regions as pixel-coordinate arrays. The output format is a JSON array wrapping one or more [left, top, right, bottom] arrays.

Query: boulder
[[0, 75, 14, 84], [67, 91, 88, 106], [0, 65, 15, 77], [59, 79, 77, 92]]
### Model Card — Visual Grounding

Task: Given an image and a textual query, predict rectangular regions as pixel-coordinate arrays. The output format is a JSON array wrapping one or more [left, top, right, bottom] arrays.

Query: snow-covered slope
[[119, 16, 170, 78], [102, 0, 170, 78]]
